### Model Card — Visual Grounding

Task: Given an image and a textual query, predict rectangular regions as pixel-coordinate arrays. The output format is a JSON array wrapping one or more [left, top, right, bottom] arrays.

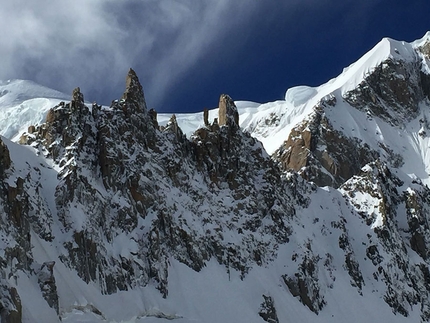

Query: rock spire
[[121, 68, 147, 113], [218, 94, 239, 128]]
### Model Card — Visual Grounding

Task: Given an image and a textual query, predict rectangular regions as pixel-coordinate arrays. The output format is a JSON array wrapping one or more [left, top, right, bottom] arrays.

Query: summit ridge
[[1, 32, 430, 322]]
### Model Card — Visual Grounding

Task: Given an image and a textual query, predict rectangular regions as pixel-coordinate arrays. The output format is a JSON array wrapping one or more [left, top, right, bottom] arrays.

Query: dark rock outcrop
[[274, 99, 379, 187], [283, 252, 326, 313], [15, 70, 302, 303], [218, 94, 239, 128], [343, 56, 424, 125], [37, 261, 59, 314], [259, 295, 279, 323], [121, 68, 147, 115], [0, 288, 22, 323], [203, 108, 209, 126], [0, 139, 11, 178]]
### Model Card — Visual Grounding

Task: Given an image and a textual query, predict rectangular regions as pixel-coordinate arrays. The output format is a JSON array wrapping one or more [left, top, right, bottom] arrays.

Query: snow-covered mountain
[[0, 80, 68, 141], [2, 32, 430, 323]]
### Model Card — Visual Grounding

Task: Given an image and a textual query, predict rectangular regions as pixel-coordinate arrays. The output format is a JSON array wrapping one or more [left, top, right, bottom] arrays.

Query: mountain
[[0, 80, 68, 141], [1, 32, 430, 322]]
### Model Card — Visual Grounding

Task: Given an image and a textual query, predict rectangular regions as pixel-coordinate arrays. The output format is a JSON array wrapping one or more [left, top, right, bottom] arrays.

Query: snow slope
[[2, 32, 430, 322], [1, 34, 429, 152], [4, 136, 421, 323], [2, 35, 430, 182], [0, 80, 68, 140], [4, 133, 424, 322]]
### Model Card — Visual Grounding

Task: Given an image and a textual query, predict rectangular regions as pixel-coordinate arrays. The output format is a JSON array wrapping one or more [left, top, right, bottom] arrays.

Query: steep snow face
[[336, 37, 417, 95], [0, 79, 68, 107], [0, 80, 68, 140]]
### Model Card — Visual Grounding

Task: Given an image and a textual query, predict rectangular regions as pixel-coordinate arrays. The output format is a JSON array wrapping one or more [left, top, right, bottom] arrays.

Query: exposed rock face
[[274, 98, 379, 187], [148, 108, 158, 128], [405, 188, 430, 260], [14, 70, 305, 308], [0, 139, 11, 178], [259, 295, 279, 323], [203, 108, 209, 126], [0, 288, 22, 323], [121, 68, 147, 115], [343, 57, 423, 125], [218, 94, 239, 128], [6, 44, 430, 321], [71, 87, 84, 109], [37, 262, 59, 314]]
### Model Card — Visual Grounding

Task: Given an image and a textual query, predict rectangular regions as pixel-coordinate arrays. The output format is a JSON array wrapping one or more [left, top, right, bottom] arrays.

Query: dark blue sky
[[156, 0, 430, 113], [1, 1, 430, 114]]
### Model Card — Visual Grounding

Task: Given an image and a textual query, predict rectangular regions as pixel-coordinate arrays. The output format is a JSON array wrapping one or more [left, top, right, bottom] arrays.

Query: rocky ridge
[[273, 37, 430, 188], [5, 69, 308, 320], [1, 35, 430, 322]]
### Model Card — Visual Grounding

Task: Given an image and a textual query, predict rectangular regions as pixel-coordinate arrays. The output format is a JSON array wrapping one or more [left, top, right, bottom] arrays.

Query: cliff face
[[273, 38, 430, 188], [3, 36, 430, 322], [6, 69, 309, 321]]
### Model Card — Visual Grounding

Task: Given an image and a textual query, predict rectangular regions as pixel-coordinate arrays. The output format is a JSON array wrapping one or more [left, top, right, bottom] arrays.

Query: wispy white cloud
[[0, 0, 384, 108], [1, 0, 126, 98], [0, 0, 260, 106]]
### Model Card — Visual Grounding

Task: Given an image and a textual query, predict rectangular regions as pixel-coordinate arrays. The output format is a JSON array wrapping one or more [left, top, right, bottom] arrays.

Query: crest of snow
[[0, 35, 423, 157], [0, 79, 67, 107], [0, 79, 68, 140], [411, 31, 430, 48], [322, 37, 416, 97], [285, 85, 317, 107], [160, 36, 419, 155]]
